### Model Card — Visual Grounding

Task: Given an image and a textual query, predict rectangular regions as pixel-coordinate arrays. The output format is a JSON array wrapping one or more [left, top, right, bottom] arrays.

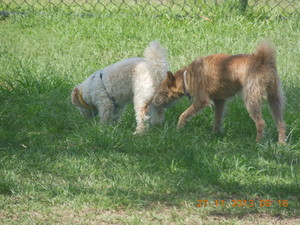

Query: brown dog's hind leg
[[213, 99, 226, 133], [244, 98, 265, 143], [267, 86, 286, 144], [243, 77, 266, 142]]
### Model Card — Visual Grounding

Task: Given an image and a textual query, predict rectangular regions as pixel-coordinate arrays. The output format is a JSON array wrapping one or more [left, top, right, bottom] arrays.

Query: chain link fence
[[1, 0, 299, 17]]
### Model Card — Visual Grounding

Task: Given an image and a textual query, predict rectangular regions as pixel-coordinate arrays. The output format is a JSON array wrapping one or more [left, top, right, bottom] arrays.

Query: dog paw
[[176, 124, 184, 130], [133, 130, 145, 135], [133, 131, 140, 135], [177, 119, 186, 129]]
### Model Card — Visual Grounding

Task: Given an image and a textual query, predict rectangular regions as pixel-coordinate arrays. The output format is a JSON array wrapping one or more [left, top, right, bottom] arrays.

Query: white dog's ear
[[71, 87, 80, 106], [167, 71, 175, 88]]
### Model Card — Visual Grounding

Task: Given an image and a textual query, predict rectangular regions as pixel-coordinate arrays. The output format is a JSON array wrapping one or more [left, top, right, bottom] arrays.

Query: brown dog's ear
[[167, 71, 175, 88]]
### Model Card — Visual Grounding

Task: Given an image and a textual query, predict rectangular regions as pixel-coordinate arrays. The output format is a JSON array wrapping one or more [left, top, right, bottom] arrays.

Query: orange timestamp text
[[197, 199, 288, 208]]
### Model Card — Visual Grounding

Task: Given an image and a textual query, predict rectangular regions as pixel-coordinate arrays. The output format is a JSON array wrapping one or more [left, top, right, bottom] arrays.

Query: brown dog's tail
[[253, 40, 276, 68], [251, 41, 286, 143]]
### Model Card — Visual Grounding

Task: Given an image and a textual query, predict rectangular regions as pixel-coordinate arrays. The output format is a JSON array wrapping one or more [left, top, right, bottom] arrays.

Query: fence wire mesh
[[0, 1, 299, 17]]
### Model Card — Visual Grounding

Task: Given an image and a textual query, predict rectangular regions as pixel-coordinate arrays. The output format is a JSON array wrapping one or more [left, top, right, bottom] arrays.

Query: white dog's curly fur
[[71, 41, 169, 134]]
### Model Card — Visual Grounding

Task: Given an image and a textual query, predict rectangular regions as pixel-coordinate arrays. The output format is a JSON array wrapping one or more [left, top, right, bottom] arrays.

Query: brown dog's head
[[71, 87, 97, 118], [152, 70, 186, 108]]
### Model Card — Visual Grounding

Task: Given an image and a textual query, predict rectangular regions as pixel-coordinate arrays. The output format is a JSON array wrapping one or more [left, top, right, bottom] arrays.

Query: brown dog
[[153, 41, 286, 144]]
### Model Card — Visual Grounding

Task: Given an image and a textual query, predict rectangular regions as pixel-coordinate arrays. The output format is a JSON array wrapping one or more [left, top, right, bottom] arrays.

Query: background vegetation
[[0, 6, 299, 224], [1, 0, 300, 16]]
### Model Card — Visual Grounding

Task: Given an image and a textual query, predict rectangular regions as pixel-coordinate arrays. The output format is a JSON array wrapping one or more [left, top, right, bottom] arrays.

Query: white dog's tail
[[144, 41, 169, 84]]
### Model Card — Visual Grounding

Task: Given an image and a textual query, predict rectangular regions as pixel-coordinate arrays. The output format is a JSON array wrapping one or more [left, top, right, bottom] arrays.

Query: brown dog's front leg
[[177, 100, 209, 129]]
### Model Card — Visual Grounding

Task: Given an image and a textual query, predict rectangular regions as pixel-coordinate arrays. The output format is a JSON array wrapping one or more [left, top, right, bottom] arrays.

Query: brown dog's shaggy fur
[[153, 41, 286, 144]]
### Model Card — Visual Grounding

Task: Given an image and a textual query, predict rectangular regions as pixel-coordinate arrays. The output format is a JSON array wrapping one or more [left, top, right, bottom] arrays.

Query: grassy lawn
[[0, 8, 299, 224]]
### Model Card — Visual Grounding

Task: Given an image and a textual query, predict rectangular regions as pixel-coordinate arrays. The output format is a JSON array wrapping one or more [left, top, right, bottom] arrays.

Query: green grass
[[0, 10, 300, 224]]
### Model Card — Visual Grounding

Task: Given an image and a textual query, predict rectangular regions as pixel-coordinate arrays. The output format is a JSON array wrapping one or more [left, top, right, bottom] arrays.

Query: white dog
[[71, 41, 169, 134]]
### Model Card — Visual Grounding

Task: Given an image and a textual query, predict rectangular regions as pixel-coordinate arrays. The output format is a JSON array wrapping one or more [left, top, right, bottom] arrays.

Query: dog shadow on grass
[[1, 81, 299, 217]]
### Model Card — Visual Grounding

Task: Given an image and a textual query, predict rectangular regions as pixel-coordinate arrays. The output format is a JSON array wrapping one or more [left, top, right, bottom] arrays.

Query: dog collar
[[183, 70, 192, 102], [78, 89, 93, 109]]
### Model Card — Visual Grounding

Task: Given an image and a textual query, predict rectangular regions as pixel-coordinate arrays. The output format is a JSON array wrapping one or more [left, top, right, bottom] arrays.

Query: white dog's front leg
[[97, 98, 114, 124], [112, 105, 125, 123]]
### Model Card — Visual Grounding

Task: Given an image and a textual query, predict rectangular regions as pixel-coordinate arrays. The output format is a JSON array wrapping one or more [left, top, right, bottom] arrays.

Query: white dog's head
[[71, 87, 98, 118]]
